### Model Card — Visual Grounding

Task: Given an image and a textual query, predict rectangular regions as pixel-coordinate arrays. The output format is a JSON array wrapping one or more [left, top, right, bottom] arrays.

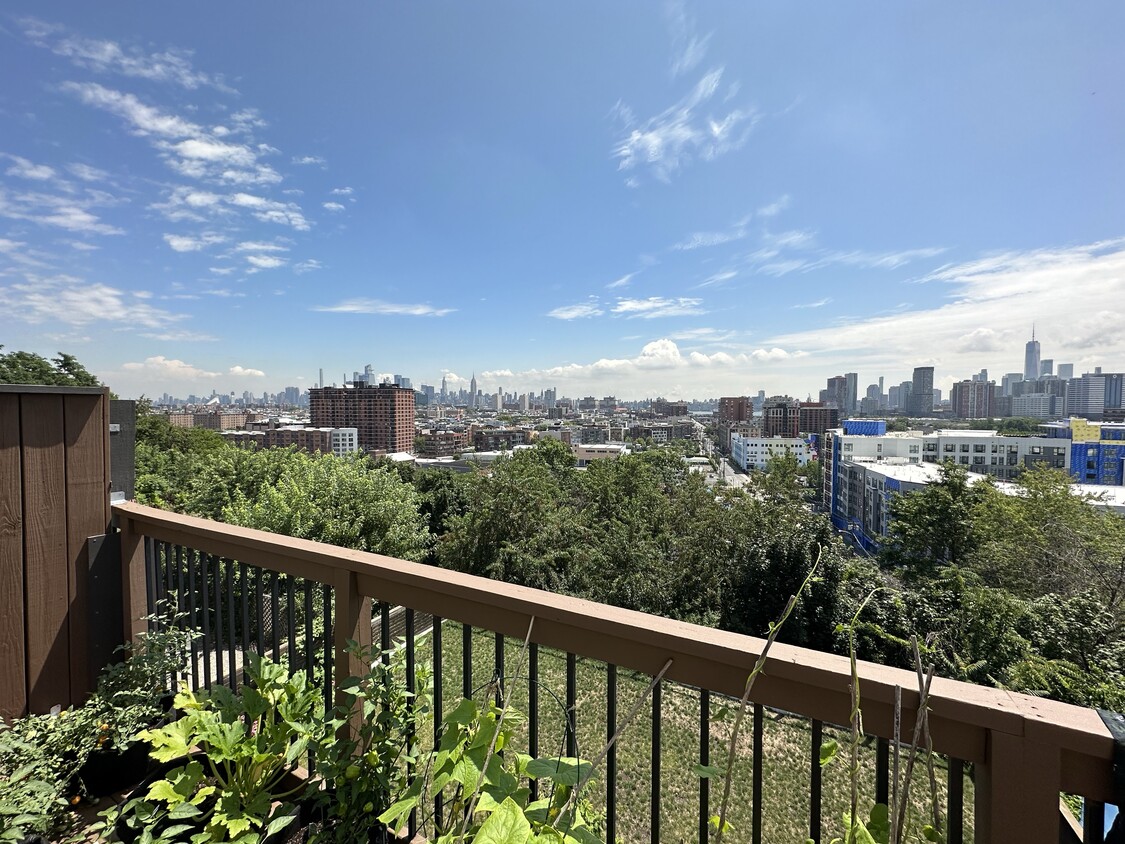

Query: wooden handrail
[[114, 500, 1117, 840]]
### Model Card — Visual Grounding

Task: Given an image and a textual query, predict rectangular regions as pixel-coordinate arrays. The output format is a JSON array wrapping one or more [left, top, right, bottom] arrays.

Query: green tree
[[0, 346, 101, 386]]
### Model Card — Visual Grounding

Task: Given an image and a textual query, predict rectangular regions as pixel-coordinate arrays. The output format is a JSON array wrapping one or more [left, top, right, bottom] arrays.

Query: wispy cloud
[[140, 329, 218, 342], [0, 185, 124, 235], [67, 162, 110, 182], [246, 254, 286, 270], [612, 296, 705, 318], [329, 187, 353, 195], [163, 232, 225, 252], [3, 153, 57, 181], [22, 18, 233, 91], [547, 299, 604, 320], [120, 356, 219, 379], [0, 275, 185, 328], [292, 155, 325, 165], [696, 270, 738, 288], [235, 240, 289, 253], [606, 272, 637, 289], [294, 259, 322, 274], [313, 299, 455, 317], [668, 327, 737, 343], [612, 68, 758, 184], [757, 194, 790, 217], [793, 296, 832, 309], [322, 201, 345, 212], [665, 0, 712, 78], [764, 238, 1125, 376]]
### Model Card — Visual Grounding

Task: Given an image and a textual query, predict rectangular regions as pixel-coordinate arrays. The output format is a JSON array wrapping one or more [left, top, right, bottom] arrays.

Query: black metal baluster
[[213, 557, 225, 688], [529, 643, 540, 801], [809, 719, 823, 843], [323, 583, 333, 706], [876, 737, 890, 807], [174, 544, 186, 625], [948, 758, 964, 844], [226, 560, 237, 690], [187, 548, 200, 691], [200, 554, 213, 690], [494, 632, 504, 706], [433, 616, 444, 826], [240, 563, 250, 682], [699, 689, 710, 844], [255, 567, 265, 656], [303, 580, 314, 684], [406, 608, 417, 839], [270, 573, 281, 660], [752, 703, 763, 844], [462, 624, 472, 699], [286, 577, 297, 667], [145, 537, 157, 618], [163, 541, 175, 615], [651, 677, 661, 844], [381, 603, 391, 666], [566, 652, 577, 758], [606, 663, 617, 844]]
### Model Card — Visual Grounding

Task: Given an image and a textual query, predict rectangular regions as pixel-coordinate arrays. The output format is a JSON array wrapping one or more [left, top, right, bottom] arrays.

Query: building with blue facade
[[1040, 418, 1125, 486]]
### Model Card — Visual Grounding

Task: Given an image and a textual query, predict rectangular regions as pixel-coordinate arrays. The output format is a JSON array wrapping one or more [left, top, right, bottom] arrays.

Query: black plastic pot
[[78, 740, 153, 797]]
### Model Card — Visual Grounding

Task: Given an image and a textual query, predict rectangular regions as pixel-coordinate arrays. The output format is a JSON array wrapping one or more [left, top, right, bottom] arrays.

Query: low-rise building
[[731, 434, 812, 472]]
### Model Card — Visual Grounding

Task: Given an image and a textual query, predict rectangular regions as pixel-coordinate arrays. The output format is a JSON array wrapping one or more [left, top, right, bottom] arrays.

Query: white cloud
[[330, 187, 353, 195], [227, 192, 310, 230], [793, 297, 832, 309], [665, 0, 712, 78], [612, 68, 759, 183], [757, 195, 790, 217], [121, 356, 219, 379], [547, 300, 604, 320], [764, 238, 1125, 379], [140, 330, 218, 342], [668, 327, 737, 343], [294, 259, 323, 274], [67, 162, 110, 182], [313, 299, 455, 316], [3, 154, 56, 181], [24, 19, 232, 91], [0, 276, 185, 328], [236, 240, 289, 252], [322, 202, 345, 212], [246, 254, 286, 269], [0, 186, 124, 235], [697, 270, 737, 288], [229, 365, 265, 377], [292, 155, 325, 165], [612, 296, 706, 318], [163, 232, 225, 252], [62, 81, 203, 138], [606, 272, 637, 289]]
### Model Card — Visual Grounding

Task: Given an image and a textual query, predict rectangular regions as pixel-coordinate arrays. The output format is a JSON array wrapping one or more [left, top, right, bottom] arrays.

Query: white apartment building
[[731, 434, 811, 472], [329, 427, 360, 457]]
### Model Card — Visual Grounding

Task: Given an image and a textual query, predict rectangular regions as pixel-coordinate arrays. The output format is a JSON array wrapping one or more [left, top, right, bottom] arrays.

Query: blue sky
[[1, 3, 1123, 400]]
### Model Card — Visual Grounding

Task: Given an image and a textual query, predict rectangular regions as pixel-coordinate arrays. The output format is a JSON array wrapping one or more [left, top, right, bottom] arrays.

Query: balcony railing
[[114, 500, 1118, 844]]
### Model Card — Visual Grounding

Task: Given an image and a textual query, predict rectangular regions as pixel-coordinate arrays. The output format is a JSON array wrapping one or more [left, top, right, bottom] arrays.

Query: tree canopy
[[0, 346, 101, 387]]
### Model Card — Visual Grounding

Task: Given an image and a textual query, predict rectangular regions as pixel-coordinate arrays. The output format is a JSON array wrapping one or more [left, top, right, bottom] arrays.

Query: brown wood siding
[[0, 394, 25, 720], [0, 387, 111, 719]]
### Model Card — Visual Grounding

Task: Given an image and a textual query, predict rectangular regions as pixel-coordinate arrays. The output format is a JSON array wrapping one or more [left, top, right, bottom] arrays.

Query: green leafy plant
[[308, 642, 432, 843], [103, 652, 329, 843]]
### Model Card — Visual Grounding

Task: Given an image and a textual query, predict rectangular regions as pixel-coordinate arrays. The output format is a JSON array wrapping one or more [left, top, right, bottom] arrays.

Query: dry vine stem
[[714, 549, 823, 844]]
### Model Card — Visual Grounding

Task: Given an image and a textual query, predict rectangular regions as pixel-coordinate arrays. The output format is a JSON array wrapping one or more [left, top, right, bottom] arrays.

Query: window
[[959, 456, 969, 464], [1031, 446, 1041, 454], [909, 444, 920, 453], [943, 444, 955, 453], [924, 442, 936, 451], [973, 444, 986, 453], [843, 443, 852, 451], [991, 444, 999, 453], [960, 444, 970, 452], [973, 456, 984, 464]]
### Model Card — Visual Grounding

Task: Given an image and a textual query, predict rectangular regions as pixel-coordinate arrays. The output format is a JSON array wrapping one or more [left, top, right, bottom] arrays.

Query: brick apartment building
[[309, 383, 415, 453]]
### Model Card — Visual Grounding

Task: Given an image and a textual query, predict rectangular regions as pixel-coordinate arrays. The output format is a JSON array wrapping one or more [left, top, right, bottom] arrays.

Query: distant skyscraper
[[844, 373, 858, 414], [1024, 328, 1041, 381], [1040, 359, 1054, 377], [1058, 363, 1074, 380], [910, 366, 934, 416], [469, 373, 477, 407]]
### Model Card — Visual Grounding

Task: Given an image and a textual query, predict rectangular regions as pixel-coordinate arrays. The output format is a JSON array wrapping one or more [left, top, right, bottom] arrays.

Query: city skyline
[[2, 4, 1123, 400]]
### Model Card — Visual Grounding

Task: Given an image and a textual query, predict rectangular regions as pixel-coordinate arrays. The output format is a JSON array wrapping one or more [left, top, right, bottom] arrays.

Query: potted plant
[[103, 652, 329, 844], [78, 610, 197, 797], [306, 642, 431, 843]]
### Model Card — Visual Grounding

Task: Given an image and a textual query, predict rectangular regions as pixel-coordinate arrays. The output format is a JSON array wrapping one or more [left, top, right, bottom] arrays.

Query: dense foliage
[[134, 411, 1125, 709], [0, 346, 101, 387]]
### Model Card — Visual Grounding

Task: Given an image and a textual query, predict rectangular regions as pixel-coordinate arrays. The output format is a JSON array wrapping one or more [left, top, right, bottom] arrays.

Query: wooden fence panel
[[64, 394, 108, 700], [0, 394, 24, 721], [20, 394, 71, 713]]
